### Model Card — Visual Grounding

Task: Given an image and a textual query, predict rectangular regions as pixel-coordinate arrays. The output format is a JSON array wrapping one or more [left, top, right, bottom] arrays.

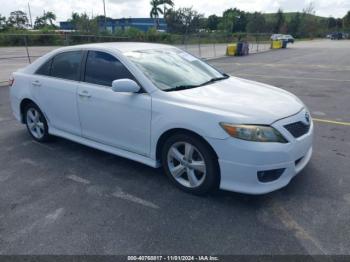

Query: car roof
[[21, 42, 176, 85], [56, 42, 173, 53]]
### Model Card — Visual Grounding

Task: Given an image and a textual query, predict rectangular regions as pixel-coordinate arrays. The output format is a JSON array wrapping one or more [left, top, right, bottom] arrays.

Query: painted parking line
[[235, 73, 350, 82], [112, 187, 160, 210], [271, 202, 328, 255], [313, 118, 350, 126], [67, 174, 91, 185], [232, 62, 350, 71]]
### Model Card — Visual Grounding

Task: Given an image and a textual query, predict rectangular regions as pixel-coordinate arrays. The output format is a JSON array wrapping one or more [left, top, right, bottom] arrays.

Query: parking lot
[[0, 40, 349, 255]]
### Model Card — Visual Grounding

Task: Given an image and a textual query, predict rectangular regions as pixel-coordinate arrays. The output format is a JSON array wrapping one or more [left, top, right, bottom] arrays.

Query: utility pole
[[27, 2, 33, 29], [103, 0, 107, 31]]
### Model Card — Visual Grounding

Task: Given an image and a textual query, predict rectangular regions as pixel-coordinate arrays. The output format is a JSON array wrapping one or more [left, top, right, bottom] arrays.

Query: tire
[[24, 103, 50, 142], [161, 133, 220, 195]]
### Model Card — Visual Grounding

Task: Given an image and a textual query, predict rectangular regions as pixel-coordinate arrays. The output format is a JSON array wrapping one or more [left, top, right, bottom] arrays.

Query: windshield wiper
[[165, 84, 201, 92], [165, 74, 229, 92], [198, 74, 229, 87]]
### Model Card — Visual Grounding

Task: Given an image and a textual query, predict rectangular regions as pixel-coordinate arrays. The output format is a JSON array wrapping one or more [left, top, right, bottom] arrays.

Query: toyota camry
[[9, 43, 313, 195]]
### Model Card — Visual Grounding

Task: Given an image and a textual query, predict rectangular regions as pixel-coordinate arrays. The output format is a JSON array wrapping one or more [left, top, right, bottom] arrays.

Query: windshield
[[124, 48, 226, 91]]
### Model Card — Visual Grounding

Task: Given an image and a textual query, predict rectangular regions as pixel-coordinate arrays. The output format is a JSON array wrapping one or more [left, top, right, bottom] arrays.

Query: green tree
[[219, 8, 247, 33], [34, 11, 57, 29], [299, 3, 318, 38], [335, 18, 343, 30], [69, 12, 82, 30], [45, 11, 56, 26], [327, 17, 337, 29], [274, 8, 285, 33], [288, 12, 301, 36], [7, 10, 28, 29], [246, 12, 266, 33], [165, 7, 203, 34], [161, 0, 174, 17], [34, 16, 46, 29], [164, 8, 182, 33], [207, 15, 219, 31], [68, 12, 98, 33], [150, 0, 163, 29], [344, 11, 350, 31], [179, 7, 203, 34], [0, 14, 6, 30]]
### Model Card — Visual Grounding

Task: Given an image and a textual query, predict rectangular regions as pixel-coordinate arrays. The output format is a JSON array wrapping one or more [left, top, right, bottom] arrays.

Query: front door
[[77, 50, 152, 156]]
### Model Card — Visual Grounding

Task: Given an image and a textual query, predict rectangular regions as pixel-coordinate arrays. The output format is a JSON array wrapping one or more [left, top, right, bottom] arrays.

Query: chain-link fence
[[0, 32, 272, 84], [168, 33, 271, 59]]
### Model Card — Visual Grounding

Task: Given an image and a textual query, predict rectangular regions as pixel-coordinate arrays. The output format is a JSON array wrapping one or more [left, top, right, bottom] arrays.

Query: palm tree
[[150, 0, 163, 29], [44, 11, 56, 26], [161, 0, 174, 18], [0, 14, 6, 30], [34, 16, 46, 29]]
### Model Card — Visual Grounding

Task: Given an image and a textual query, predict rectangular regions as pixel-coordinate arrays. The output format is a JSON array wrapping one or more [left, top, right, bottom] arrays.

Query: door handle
[[32, 80, 41, 87], [78, 90, 91, 98]]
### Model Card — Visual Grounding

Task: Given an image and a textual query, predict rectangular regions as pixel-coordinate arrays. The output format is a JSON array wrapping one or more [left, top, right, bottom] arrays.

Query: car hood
[[165, 76, 304, 124]]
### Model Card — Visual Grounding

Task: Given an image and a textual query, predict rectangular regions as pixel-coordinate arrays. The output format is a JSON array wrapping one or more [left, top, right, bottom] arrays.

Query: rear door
[[76, 50, 152, 156], [32, 51, 83, 136]]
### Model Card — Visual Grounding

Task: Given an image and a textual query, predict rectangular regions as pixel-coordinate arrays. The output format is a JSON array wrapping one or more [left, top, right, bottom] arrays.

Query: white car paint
[[33, 75, 81, 135], [9, 42, 313, 194], [77, 83, 152, 155]]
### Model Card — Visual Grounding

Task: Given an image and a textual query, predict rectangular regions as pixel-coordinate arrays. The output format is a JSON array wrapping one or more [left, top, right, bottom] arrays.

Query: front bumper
[[207, 109, 313, 194]]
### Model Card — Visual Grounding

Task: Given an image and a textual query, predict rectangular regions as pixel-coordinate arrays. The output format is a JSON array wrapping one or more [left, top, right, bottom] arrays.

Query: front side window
[[124, 48, 226, 91], [84, 51, 134, 86], [51, 51, 82, 81]]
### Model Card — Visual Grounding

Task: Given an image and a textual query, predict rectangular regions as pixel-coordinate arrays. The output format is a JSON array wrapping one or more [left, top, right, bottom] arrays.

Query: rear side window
[[36, 59, 52, 76], [84, 51, 134, 86], [51, 51, 82, 81]]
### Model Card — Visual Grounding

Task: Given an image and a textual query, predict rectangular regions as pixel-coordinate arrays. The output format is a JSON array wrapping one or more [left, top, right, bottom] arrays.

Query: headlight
[[220, 123, 288, 143]]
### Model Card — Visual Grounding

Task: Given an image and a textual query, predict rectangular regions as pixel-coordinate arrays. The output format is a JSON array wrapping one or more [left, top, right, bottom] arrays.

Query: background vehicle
[[270, 34, 283, 41], [271, 34, 294, 43], [330, 32, 344, 40], [283, 35, 295, 43]]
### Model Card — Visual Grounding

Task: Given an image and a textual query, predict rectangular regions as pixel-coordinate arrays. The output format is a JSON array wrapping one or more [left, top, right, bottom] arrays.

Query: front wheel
[[25, 103, 50, 142], [161, 133, 220, 195]]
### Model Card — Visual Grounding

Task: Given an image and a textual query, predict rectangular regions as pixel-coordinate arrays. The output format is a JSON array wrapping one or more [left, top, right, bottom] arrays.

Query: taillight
[[9, 76, 14, 87]]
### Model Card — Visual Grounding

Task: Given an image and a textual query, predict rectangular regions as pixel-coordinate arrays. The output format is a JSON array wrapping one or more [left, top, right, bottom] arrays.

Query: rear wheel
[[161, 133, 219, 195], [24, 103, 50, 142]]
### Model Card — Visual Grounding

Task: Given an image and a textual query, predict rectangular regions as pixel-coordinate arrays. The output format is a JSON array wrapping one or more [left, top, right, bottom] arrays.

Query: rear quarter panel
[[10, 71, 34, 122]]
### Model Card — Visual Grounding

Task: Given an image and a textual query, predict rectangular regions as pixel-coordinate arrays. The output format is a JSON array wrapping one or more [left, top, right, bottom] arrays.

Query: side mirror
[[111, 79, 140, 93]]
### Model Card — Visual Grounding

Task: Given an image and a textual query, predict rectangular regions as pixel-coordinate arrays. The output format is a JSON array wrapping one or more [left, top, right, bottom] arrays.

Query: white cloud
[[0, 0, 348, 22]]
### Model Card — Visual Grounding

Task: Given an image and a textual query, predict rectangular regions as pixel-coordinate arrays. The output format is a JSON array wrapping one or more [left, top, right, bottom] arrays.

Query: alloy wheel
[[26, 108, 45, 139], [167, 141, 207, 188]]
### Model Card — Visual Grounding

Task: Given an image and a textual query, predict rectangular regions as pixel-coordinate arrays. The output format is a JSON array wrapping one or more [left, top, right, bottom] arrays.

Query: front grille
[[284, 121, 310, 138]]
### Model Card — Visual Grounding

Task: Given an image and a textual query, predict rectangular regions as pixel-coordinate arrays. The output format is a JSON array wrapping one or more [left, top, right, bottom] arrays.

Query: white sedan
[[9, 43, 313, 195]]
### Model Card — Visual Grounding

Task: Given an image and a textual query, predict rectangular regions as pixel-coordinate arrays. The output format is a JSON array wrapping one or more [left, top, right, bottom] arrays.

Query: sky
[[1, 0, 349, 23]]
